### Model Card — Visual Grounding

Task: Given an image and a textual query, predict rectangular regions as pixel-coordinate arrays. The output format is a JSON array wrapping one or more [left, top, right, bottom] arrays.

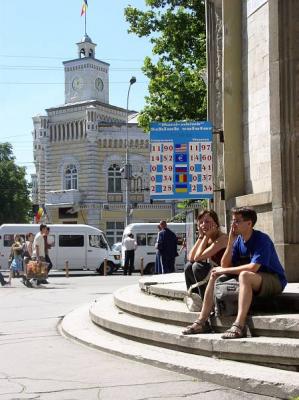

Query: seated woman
[[184, 210, 228, 299]]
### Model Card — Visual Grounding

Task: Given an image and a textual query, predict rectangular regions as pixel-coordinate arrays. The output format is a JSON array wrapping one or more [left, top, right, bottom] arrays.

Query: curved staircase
[[61, 273, 299, 399]]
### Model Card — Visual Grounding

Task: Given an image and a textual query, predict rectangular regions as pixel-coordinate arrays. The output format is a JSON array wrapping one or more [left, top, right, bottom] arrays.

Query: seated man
[[182, 207, 287, 339]]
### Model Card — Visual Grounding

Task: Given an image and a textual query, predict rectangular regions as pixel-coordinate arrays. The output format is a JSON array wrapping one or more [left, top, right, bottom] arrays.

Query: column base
[[275, 243, 299, 282]]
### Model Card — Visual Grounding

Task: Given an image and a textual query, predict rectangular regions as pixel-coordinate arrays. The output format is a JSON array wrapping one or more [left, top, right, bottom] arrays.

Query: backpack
[[214, 278, 239, 316]]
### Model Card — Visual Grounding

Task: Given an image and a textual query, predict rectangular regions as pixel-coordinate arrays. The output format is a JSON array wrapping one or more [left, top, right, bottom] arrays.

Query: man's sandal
[[221, 323, 247, 339], [182, 320, 211, 335]]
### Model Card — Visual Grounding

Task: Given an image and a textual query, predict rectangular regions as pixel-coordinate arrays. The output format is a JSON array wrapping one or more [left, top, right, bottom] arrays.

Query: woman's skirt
[[11, 256, 23, 272]]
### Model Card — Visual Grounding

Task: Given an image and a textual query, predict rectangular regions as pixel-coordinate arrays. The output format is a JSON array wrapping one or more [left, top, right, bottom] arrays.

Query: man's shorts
[[256, 272, 283, 297]]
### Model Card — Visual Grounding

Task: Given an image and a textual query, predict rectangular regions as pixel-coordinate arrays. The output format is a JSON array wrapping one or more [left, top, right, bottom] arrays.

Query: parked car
[[111, 242, 122, 253]]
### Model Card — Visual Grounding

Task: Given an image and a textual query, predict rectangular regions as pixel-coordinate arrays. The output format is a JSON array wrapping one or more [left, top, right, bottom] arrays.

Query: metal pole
[[125, 76, 136, 227]]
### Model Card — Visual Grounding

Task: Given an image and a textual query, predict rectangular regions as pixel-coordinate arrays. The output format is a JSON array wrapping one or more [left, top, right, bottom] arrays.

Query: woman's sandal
[[221, 323, 247, 339], [182, 320, 211, 335]]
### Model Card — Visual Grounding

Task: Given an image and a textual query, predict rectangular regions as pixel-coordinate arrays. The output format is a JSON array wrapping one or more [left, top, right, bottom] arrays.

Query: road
[[0, 273, 277, 400]]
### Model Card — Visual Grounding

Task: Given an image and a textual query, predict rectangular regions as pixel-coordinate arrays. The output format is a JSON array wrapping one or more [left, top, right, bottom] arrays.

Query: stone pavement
[[0, 274, 278, 399]]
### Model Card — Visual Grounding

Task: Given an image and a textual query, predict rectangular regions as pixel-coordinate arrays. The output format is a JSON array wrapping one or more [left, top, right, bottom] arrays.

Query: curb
[[61, 303, 299, 399]]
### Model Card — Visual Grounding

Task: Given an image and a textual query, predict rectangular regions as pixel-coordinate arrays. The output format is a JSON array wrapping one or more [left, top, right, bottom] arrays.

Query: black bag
[[214, 278, 239, 316]]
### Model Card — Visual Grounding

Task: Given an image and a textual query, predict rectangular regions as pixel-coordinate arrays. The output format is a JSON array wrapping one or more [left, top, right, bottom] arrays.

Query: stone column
[[269, 0, 299, 281], [206, 0, 225, 223]]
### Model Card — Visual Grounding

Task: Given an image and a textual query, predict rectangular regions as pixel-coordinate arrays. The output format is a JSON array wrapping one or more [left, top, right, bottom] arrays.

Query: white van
[[0, 224, 120, 274], [122, 223, 186, 274]]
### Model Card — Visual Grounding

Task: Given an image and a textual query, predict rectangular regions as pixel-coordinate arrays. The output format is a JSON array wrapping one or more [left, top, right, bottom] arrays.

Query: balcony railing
[[107, 193, 123, 203], [45, 189, 82, 206]]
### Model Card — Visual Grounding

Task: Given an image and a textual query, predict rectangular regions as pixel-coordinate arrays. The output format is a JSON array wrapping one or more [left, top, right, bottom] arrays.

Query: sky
[[0, 0, 151, 180]]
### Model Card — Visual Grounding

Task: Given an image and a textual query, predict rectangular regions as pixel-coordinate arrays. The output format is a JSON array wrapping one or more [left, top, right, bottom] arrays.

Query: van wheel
[[96, 261, 115, 275], [144, 263, 155, 275]]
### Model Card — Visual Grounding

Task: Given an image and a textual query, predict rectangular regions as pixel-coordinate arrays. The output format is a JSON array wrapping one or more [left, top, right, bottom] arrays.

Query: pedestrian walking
[[31, 224, 48, 285], [0, 271, 9, 286], [8, 234, 23, 284], [21, 232, 34, 287], [123, 233, 137, 275]]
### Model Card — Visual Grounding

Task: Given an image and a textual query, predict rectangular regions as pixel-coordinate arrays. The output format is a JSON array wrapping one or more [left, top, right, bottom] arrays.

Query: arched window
[[108, 164, 121, 193], [64, 164, 78, 190], [131, 176, 142, 193]]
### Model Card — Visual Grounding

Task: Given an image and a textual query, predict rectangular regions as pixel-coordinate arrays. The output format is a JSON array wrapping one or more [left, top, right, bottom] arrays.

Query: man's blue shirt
[[232, 230, 287, 289]]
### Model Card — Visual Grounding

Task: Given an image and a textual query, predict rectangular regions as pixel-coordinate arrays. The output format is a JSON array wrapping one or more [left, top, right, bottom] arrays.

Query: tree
[[0, 143, 32, 224], [125, 0, 207, 131]]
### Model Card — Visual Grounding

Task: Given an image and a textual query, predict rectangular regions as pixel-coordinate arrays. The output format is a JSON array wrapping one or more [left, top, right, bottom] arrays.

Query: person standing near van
[[156, 221, 178, 274], [41, 226, 52, 284], [123, 233, 137, 275], [155, 224, 162, 274], [32, 224, 47, 262]]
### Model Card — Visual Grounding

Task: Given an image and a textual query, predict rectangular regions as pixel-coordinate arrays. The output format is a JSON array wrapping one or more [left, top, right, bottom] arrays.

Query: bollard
[[65, 260, 69, 277], [103, 258, 108, 276], [140, 257, 144, 276]]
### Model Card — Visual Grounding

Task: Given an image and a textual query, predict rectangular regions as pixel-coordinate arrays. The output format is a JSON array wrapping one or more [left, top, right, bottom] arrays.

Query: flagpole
[[85, 11, 87, 35]]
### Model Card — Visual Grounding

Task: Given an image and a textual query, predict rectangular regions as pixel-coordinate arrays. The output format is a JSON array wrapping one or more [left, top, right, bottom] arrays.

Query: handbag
[[184, 272, 211, 312]]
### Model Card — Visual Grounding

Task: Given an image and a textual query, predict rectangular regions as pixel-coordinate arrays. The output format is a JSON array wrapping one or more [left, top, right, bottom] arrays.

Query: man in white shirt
[[32, 224, 47, 261], [123, 233, 137, 275]]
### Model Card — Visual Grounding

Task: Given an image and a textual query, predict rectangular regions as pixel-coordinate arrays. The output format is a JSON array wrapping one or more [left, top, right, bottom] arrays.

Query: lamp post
[[125, 76, 136, 226]]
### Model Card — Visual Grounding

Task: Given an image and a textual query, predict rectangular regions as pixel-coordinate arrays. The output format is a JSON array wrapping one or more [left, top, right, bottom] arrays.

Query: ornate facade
[[32, 35, 172, 244]]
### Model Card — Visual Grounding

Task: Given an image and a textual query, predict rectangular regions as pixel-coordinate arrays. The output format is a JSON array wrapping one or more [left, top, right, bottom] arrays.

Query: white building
[[32, 34, 172, 244]]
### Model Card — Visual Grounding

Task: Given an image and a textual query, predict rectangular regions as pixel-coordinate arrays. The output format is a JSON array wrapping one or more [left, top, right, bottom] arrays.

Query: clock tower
[[63, 34, 110, 104]]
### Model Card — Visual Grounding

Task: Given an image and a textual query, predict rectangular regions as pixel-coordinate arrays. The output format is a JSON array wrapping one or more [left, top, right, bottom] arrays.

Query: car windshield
[[112, 242, 122, 252]]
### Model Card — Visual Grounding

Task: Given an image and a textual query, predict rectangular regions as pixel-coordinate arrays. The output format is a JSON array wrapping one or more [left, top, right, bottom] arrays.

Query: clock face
[[95, 77, 104, 92], [72, 77, 83, 91]]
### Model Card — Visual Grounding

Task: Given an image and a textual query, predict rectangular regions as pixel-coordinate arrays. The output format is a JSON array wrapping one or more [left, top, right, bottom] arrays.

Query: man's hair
[[231, 207, 257, 227], [160, 220, 167, 228], [40, 223, 47, 231], [197, 209, 220, 227]]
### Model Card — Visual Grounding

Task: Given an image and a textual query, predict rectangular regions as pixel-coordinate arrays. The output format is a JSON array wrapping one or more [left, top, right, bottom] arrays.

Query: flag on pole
[[35, 207, 44, 223], [81, 0, 88, 16]]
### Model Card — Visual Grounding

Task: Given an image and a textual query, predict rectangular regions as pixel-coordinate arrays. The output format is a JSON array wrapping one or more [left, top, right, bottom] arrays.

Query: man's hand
[[228, 224, 238, 245], [211, 266, 226, 278]]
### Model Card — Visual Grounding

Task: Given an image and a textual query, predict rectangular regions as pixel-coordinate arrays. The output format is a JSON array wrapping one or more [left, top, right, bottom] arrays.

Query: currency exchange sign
[[150, 121, 213, 200]]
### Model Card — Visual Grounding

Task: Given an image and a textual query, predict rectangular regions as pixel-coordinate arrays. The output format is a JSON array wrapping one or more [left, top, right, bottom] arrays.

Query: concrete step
[[89, 293, 299, 371], [140, 274, 299, 314], [114, 284, 299, 338], [61, 302, 299, 399]]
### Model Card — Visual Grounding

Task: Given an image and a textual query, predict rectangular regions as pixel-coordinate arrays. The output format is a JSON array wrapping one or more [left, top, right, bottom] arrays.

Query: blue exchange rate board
[[150, 121, 213, 200]]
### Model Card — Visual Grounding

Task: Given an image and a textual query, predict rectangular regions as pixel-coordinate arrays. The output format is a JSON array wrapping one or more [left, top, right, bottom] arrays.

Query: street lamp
[[125, 76, 136, 226]]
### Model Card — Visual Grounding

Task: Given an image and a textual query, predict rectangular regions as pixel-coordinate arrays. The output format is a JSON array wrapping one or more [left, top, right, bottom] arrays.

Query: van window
[[147, 233, 157, 247], [59, 235, 84, 247], [136, 233, 146, 246], [47, 234, 55, 247], [3, 234, 25, 247], [89, 235, 108, 249], [176, 232, 186, 246]]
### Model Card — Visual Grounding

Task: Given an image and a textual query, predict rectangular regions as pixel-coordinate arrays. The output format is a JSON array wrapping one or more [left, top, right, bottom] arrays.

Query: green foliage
[[0, 143, 32, 224], [125, 0, 207, 131]]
